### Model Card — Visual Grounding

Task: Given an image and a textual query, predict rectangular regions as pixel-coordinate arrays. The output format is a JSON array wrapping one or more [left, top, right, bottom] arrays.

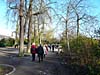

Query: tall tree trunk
[[65, 6, 70, 54], [24, 0, 28, 35], [15, 21, 19, 46], [66, 20, 70, 54], [76, 14, 80, 53], [27, 0, 33, 53], [19, 0, 24, 56], [33, 17, 36, 43], [33, 22, 36, 43], [37, 15, 41, 44], [77, 15, 80, 37]]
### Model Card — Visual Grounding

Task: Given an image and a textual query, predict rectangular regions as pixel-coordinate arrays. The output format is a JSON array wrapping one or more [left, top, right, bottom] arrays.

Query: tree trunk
[[24, 0, 28, 35], [15, 22, 19, 45], [65, 6, 70, 54], [66, 20, 70, 54], [19, 0, 24, 56], [77, 15, 80, 37], [33, 18, 36, 43], [27, 0, 33, 53], [76, 14, 80, 50], [37, 15, 41, 44]]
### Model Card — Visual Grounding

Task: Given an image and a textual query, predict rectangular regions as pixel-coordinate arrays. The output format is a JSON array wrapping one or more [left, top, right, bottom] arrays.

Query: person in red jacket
[[31, 43, 37, 61]]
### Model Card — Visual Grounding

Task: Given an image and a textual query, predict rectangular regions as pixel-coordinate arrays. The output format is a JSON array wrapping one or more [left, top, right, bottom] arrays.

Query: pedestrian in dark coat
[[37, 44, 44, 62], [52, 44, 54, 52]]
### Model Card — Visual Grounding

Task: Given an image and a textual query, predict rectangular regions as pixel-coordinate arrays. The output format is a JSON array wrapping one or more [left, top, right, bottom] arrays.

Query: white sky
[[0, 28, 12, 36]]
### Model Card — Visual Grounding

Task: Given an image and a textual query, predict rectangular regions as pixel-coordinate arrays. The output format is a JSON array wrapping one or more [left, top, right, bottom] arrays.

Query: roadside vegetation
[[0, 38, 15, 47], [60, 35, 100, 75]]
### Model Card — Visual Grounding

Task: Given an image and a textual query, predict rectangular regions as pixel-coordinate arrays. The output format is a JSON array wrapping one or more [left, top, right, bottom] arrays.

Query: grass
[[0, 65, 13, 75]]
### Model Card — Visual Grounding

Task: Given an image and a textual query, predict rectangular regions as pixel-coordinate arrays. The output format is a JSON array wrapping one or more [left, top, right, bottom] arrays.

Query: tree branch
[[8, 3, 18, 9]]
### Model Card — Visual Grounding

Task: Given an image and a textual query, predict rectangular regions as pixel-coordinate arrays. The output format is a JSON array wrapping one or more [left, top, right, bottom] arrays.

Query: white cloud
[[0, 28, 12, 36]]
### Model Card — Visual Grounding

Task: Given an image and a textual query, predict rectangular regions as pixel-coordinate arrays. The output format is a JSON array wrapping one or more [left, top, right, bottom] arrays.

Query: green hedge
[[0, 38, 15, 47]]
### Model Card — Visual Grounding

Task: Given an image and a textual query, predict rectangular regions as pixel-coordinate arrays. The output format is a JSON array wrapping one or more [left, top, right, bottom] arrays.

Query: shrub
[[6, 38, 15, 46], [0, 38, 15, 47], [0, 38, 6, 47]]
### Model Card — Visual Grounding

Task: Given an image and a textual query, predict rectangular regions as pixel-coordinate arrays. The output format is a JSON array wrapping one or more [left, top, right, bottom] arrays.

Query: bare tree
[[27, 0, 33, 53], [19, 0, 24, 56], [6, 0, 25, 56], [69, 0, 86, 37]]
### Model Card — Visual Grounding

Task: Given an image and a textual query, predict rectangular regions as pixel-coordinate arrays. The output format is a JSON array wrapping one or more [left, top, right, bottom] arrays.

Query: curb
[[0, 64, 16, 75]]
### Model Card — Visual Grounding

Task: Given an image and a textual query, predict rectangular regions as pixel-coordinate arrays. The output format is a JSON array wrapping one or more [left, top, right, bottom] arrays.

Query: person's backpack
[[37, 46, 44, 54]]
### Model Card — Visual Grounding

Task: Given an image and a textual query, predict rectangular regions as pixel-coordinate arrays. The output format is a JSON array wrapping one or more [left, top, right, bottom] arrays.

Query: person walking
[[37, 44, 44, 62], [52, 44, 55, 52], [30, 43, 37, 61], [43, 44, 48, 58]]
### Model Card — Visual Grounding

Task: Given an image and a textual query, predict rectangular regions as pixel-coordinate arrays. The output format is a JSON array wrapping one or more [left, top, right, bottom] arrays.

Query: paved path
[[0, 47, 89, 75], [0, 47, 67, 75]]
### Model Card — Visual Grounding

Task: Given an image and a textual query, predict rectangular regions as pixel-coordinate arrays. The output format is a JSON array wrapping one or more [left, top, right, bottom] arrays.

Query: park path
[[0, 47, 68, 75], [0, 47, 89, 75]]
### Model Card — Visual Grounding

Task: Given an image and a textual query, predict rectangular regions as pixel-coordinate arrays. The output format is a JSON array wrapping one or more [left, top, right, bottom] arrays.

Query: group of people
[[30, 43, 48, 62]]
